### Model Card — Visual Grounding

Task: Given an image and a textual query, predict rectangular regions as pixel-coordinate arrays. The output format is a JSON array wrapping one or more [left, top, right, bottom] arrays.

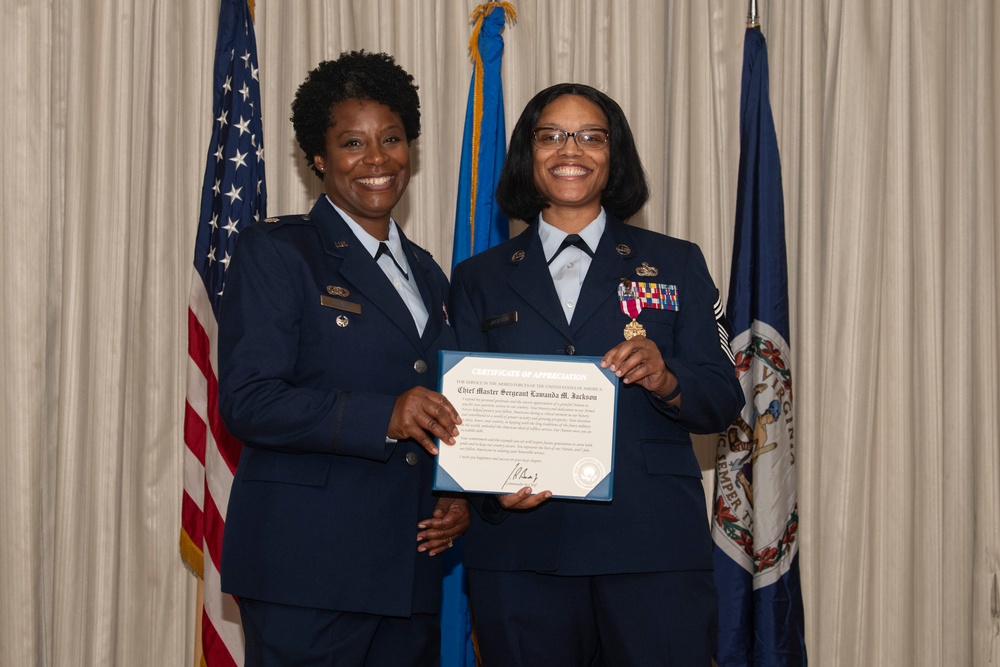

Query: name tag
[[320, 295, 362, 314], [481, 311, 518, 331]]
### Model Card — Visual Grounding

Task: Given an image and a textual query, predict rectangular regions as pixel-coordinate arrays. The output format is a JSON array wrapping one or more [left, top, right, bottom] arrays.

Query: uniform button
[[565, 344, 575, 355], [566, 300, 575, 309], [413, 359, 427, 373], [405, 452, 418, 466]]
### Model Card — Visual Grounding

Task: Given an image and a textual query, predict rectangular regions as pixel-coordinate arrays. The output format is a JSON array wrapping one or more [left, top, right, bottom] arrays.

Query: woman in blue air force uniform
[[450, 83, 744, 666], [217, 52, 467, 666]]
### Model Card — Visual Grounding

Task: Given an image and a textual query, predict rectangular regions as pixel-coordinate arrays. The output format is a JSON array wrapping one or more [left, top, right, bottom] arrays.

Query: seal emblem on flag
[[714, 320, 799, 586]]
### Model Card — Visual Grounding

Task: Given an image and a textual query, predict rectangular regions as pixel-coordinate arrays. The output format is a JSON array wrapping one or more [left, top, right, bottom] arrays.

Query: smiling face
[[313, 98, 410, 237], [532, 94, 611, 231]]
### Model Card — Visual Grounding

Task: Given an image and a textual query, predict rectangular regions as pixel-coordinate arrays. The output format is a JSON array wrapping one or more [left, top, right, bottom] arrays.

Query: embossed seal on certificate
[[573, 457, 606, 491]]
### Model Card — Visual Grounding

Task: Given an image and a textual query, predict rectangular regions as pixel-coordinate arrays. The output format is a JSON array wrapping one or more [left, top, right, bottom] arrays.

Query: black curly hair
[[291, 50, 421, 179]]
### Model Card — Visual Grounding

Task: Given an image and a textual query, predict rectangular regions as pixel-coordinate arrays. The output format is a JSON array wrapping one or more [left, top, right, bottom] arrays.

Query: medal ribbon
[[618, 281, 643, 318], [634, 281, 679, 311]]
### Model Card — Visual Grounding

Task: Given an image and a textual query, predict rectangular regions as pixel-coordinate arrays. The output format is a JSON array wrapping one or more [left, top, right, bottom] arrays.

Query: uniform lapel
[[310, 197, 424, 351], [506, 227, 574, 338], [398, 227, 444, 346], [571, 218, 635, 334]]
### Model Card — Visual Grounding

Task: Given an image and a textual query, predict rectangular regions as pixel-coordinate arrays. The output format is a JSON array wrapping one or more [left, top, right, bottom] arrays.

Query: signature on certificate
[[504, 462, 539, 487]]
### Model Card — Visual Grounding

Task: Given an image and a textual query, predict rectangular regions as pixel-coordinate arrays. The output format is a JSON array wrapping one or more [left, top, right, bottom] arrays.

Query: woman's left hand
[[601, 337, 679, 402], [416, 496, 469, 556]]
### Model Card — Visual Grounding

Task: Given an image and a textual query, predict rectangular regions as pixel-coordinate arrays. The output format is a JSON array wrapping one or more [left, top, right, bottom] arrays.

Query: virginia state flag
[[712, 26, 808, 666], [443, 4, 515, 665]]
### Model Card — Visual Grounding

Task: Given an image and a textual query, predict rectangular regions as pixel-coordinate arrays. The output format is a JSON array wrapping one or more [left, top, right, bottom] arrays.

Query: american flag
[[181, 1, 265, 664]]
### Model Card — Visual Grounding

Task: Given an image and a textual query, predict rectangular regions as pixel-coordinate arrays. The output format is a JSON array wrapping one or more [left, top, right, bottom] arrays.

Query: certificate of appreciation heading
[[433, 351, 618, 501]]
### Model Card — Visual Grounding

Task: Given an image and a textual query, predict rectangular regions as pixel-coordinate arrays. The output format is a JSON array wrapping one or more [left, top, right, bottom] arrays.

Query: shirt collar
[[537, 208, 607, 262], [327, 197, 407, 268]]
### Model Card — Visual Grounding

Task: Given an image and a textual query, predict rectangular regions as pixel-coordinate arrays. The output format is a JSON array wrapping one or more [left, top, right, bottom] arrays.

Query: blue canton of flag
[[194, 0, 267, 313], [712, 26, 808, 667]]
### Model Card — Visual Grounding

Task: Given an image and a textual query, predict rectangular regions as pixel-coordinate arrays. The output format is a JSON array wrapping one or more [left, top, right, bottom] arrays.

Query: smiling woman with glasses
[[531, 127, 610, 150], [449, 82, 744, 666]]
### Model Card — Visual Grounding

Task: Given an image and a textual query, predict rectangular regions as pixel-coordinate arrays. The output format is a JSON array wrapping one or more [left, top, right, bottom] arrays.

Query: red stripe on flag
[[189, 302, 243, 474], [188, 307, 213, 378], [207, 370, 243, 475], [182, 492, 205, 552], [202, 610, 240, 667], [204, 483, 227, 573], [184, 400, 207, 465]]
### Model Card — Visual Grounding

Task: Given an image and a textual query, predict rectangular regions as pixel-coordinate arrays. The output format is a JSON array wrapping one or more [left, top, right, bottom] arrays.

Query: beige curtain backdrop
[[1, 0, 997, 665]]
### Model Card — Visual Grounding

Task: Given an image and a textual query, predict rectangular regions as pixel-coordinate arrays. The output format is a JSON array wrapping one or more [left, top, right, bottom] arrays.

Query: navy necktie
[[547, 234, 594, 265], [375, 242, 408, 279]]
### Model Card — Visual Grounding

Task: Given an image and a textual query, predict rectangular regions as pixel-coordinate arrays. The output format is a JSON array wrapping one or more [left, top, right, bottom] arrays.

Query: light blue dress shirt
[[329, 198, 429, 336], [538, 209, 607, 324]]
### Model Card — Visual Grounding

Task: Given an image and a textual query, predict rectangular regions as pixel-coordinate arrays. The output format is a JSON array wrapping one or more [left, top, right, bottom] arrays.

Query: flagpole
[[747, 0, 759, 28]]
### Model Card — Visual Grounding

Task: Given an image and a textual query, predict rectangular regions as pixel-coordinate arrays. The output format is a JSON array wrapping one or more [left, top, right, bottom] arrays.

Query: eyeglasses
[[532, 127, 610, 151]]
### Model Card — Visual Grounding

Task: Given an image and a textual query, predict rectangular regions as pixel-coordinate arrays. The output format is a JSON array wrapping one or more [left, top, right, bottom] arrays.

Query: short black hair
[[496, 83, 650, 222], [291, 50, 420, 179]]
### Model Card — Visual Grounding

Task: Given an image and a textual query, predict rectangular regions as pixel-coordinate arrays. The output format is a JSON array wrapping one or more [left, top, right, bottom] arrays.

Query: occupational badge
[[635, 262, 659, 277], [326, 285, 350, 297]]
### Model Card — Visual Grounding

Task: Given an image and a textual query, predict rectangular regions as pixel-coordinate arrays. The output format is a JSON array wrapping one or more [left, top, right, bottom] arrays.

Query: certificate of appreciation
[[433, 351, 618, 501]]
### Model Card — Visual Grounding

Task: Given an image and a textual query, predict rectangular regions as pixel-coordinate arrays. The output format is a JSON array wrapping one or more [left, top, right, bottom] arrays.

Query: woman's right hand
[[387, 387, 461, 455]]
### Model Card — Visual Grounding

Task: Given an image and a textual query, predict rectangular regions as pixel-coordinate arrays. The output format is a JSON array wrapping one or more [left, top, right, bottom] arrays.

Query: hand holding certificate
[[434, 351, 618, 500]]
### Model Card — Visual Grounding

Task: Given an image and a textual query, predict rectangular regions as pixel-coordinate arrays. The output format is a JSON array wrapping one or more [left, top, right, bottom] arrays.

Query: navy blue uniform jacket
[[217, 196, 456, 616], [449, 217, 744, 575]]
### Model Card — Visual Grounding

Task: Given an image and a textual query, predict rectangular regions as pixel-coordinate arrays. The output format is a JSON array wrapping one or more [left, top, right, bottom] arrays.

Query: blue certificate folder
[[433, 350, 618, 501]]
